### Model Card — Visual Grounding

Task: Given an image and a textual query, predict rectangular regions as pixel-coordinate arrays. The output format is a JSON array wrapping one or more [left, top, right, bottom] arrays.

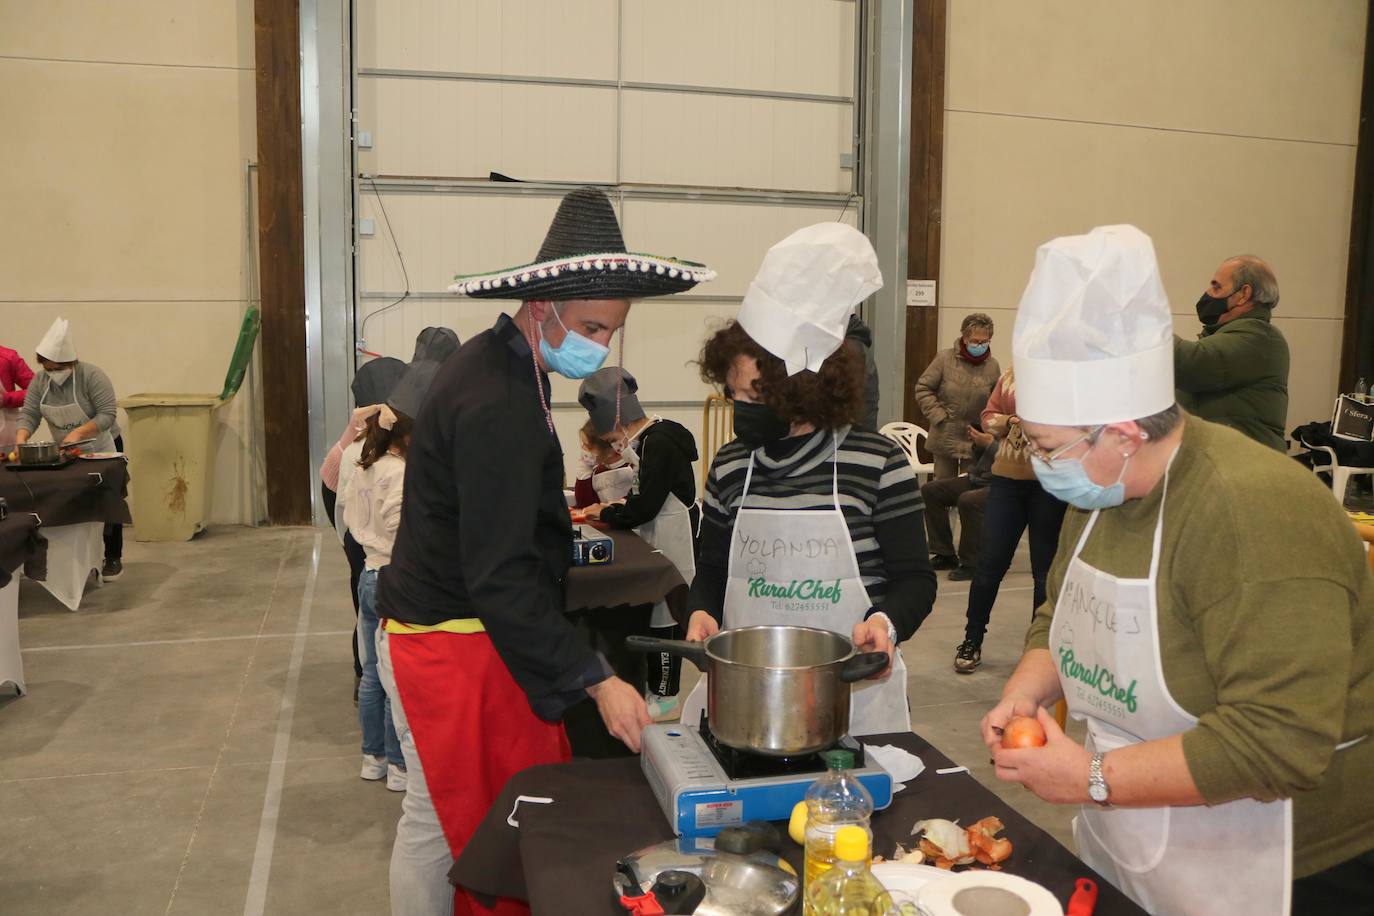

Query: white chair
[[1294, 429, 1374, 507], [880, 422, 936, 485]]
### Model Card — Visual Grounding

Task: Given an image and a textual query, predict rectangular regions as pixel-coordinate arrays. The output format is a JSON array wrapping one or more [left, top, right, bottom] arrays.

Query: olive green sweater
[[1026, 416, 1374, 877], [1173, 306, 1289, 452]]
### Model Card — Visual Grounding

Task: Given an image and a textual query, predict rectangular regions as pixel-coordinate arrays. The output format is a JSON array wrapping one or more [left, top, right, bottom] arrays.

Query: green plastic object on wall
[[219, 306, 262, 402]]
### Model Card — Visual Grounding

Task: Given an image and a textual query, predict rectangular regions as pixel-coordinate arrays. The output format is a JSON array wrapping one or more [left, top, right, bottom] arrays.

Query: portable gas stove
[[641, 719, 893, 837]]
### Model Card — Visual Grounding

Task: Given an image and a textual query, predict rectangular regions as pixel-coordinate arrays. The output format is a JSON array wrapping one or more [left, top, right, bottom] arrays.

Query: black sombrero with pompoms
[[449, 187, 715, 300]]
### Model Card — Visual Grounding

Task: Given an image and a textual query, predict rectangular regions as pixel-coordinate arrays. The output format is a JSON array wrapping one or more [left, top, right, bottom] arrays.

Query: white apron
[[40, 376, 115, 454], [635, 491, 696, 629], [1048, 464, 1293, 915], [682, 435, 910, 737], [592, 462, 637, 504]]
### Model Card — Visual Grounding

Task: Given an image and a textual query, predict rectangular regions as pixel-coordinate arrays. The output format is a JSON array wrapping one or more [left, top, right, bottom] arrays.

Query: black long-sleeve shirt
[[378, 314, 611, 721], [685, 427, 937, 641], [596, 418, 697, 529]]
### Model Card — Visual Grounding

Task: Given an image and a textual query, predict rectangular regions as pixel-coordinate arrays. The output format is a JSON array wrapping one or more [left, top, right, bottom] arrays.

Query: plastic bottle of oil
[[805, 826, 894, 915], [802, 750, 874, 915]]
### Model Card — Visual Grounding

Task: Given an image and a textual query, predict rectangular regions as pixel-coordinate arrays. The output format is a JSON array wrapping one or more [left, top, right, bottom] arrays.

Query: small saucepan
[[627, 625, 888, 757], [17, 441, 61, 465]]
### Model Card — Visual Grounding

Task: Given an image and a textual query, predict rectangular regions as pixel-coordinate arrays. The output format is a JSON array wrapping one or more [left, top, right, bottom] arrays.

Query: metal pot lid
[[615, 837, 799, 916]]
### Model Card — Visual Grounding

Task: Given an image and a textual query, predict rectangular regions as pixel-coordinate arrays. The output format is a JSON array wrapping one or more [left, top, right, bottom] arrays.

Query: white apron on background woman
[[682, 436, 910, 737], [635, 490, 696, 629], [1049, 464, 1295, 915], [39, 376, 115, 454], [624, 424, 695, 630]]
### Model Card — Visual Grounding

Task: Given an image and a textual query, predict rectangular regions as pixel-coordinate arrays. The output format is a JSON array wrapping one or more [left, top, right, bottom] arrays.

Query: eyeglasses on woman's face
[[1024, 425, 1104, 466]]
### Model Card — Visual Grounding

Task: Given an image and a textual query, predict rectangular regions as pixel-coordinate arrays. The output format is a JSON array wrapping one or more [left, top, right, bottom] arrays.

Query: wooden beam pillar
[[254, 0, 312, 525], [904, 0, 947, 431], [1341, 1, 1374, 393]]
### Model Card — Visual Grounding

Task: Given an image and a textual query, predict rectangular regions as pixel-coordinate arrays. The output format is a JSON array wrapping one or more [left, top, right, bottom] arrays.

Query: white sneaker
[[360, 754, 387, 781], [646, 693, 679, 720], [386, 763, 408, 792]]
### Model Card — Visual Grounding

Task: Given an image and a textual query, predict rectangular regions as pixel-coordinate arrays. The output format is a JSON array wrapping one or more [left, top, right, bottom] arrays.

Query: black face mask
[[732, 400, 791, 447], [1195, 287, 1238, 325]]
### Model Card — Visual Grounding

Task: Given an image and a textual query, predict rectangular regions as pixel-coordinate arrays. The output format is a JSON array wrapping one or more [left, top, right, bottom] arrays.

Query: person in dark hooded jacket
[[846, 314, 881, 430], [579, 368, 698, 716]]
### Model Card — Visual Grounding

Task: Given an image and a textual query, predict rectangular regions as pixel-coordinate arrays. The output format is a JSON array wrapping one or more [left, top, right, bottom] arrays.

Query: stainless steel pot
[[627, 625, 888, 757], [17, 441, 61, 465]]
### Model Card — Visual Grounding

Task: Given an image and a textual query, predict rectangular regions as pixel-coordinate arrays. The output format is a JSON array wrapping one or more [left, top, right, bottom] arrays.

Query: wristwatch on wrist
[[1088, 752, 1111, 806]]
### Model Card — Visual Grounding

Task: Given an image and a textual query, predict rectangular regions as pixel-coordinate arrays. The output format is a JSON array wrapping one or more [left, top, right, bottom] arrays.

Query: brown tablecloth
[[0, 458, 132, 529], [0, 512, 41, 589], [565, 524, 687, 614], [452, 730, 1146, 915]]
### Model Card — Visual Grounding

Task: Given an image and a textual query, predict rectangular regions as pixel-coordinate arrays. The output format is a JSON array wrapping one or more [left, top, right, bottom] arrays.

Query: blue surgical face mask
[[538, 307, 610, 379], [1030, 451, 1130, 510], [965, 341, 990, 358]]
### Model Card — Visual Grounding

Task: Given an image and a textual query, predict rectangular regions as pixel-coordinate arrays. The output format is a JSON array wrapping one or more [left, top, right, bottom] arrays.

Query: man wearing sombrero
[[375, 187, 713, 915]]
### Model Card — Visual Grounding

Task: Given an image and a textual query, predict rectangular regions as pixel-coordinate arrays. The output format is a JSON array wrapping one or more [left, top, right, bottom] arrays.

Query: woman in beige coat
[[914, 313, 1001, 479]]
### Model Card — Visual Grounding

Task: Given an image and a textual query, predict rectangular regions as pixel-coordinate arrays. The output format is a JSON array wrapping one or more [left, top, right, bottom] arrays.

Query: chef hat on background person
[[1012, 224, 1175, 427], [578, 367, 646, 436], [36, 317, 77, 363], [737, 223, 883, 376], [411, 326, 460, 364]]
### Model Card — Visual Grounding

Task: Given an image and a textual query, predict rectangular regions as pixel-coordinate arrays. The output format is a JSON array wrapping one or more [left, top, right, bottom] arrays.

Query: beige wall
[[939, 0, 1365, 439], [355, 0, 861, 486], [0, 0, 262, 525]]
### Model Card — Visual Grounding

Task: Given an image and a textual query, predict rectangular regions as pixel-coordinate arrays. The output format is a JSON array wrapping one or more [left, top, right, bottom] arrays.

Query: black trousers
[[103, 435, 124, 561], [964, 475, 1066, 644], [1292, 847, 1374, 915], [920, 476, 988, 568], [322, 482, 365, 679]]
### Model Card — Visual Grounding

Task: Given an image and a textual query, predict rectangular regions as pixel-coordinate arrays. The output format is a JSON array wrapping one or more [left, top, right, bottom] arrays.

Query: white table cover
[[0, 576, 22, 695], [36, 521, 104, 611]]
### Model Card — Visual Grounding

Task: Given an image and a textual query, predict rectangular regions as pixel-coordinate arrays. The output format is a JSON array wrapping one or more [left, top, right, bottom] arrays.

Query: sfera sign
[[1333, 395, 1374, 442]]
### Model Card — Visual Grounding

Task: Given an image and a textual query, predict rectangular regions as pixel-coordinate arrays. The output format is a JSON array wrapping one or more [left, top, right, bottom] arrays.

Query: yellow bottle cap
[[834, 825, 869, 862]]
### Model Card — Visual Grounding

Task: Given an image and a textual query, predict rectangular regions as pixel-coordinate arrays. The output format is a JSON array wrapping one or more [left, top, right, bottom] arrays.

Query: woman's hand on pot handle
[[685, 610, 719, 642], [851, 616, 894, 678]]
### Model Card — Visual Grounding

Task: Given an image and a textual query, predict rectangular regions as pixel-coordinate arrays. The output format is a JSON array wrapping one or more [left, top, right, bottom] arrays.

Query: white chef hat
[[1012, 225, 1175, 426], [737, 223, 883, 376], [36, 317, 77, 363]]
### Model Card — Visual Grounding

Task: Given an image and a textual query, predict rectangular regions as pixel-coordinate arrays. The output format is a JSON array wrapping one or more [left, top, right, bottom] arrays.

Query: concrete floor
[[1, 523, 1075, 915]]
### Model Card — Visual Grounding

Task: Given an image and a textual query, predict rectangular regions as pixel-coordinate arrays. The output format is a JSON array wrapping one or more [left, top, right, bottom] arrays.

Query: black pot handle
[[625, 635, 709, 671], [840, 651, 890, 683]]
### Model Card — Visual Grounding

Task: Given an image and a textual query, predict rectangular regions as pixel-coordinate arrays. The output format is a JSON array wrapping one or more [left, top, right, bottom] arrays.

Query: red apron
[[388, 630, 571, 916]]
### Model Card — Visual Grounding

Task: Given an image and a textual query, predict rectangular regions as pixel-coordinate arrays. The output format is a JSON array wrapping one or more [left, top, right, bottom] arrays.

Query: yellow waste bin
[[118, 395, 224, 541], [117, 307, 261, 542]]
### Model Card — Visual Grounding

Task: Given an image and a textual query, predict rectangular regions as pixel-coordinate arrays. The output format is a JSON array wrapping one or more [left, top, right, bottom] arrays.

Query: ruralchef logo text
[[747, 577, 842, 604]]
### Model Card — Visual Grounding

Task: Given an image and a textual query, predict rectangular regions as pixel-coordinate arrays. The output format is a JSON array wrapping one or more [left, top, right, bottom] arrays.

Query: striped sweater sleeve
[[868, 441, 937, 641], [684, 444, 741, 624]]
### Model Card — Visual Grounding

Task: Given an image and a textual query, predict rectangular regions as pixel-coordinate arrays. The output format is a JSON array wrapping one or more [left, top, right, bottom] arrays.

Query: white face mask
[[47, 368, 73, 386]]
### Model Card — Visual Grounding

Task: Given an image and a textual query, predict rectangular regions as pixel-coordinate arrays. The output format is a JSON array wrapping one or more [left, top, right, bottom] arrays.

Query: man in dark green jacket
[[1174, 255, 1290, 451]]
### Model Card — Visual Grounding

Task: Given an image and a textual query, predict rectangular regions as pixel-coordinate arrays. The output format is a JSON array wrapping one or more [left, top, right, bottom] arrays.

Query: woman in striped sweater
[[682, 320, 938, 736]]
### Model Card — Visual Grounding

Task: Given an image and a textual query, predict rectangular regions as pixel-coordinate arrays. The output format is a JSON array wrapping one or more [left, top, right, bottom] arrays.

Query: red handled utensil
[[1067, 877, 1098, 915]]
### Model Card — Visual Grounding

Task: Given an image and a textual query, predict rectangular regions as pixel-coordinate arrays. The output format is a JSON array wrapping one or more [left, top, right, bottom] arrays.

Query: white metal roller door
[[352, 0, 863, 480]]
